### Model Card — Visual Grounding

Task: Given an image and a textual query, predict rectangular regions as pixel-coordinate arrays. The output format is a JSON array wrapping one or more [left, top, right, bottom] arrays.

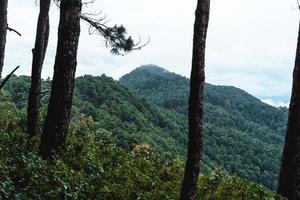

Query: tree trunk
[[277, 21, 300, 200], [180, 0, 210, 199], [0, 0, 8, 77], [39, 0, 82, 158], [27, 0, 51, 136]]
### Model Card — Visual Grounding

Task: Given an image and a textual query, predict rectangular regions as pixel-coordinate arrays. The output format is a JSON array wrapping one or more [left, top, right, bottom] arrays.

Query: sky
[[3, 0, 300, 107]]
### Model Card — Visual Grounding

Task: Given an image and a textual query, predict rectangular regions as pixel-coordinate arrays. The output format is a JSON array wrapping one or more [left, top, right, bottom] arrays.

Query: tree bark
[[180, 0, 210, 199], [278, 21, 300, 200], [39, 0, 82, 158], [27, 0, 51, 136], [0, 0, 8, 77]]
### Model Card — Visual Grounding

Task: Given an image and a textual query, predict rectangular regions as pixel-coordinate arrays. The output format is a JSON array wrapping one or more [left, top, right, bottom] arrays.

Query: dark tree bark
[[39, 0, 82, 158], [0, 0, 8, 77], [180, 0, 210, 199], [277, 21, 300, 200], [27, 0, 51, 136]]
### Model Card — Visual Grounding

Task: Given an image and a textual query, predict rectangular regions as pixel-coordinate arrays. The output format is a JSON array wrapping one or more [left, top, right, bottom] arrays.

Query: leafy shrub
[[0, 116, 285, 199]]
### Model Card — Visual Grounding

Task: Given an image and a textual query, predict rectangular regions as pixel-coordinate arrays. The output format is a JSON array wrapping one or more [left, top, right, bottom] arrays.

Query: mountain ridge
[[120, 64, 288, 190], [2, 65, 288, 190]]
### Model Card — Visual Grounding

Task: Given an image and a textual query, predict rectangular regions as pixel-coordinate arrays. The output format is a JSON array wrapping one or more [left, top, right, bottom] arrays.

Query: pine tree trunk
[[180, 0, 210, 199], [27, 0, 51, 136], [277, 21, 300, 200], [39, 0, 82, 158], [0, 0, 8, 77]]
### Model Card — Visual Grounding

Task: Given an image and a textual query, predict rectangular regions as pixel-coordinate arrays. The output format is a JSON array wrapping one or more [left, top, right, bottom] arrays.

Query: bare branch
[[7, 26, 22, 37], [82, 0, 95, 5], [0, 66, 20, 90]]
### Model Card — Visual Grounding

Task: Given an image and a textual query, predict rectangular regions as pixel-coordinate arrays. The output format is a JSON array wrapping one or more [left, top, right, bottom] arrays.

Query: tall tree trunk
[[180, 0, 210, 199], [39, 0, 82, 158], [277, 21, 300, 200], [27, 0, 51, 136], [0, 0, 8, 77]]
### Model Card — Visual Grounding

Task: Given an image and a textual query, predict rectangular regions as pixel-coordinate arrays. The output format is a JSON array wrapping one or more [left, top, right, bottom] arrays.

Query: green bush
[[0, 116, 285, 199]]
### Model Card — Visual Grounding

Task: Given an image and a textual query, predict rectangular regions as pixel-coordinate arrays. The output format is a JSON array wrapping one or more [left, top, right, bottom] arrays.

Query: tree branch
[[80, 14, 150, 55], [7, 26, 22, 37], [0, 66, 20, 90], [53, 1, 149, 55]]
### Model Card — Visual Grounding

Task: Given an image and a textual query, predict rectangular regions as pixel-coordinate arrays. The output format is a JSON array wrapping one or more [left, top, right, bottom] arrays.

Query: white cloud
[[262, 99, 289, 108], [3, 0, 299, 101]]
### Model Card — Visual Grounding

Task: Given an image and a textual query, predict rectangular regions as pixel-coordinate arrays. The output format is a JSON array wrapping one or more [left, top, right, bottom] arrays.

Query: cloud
[[261, 99, 289, 108], [3, 0, 299, 101]]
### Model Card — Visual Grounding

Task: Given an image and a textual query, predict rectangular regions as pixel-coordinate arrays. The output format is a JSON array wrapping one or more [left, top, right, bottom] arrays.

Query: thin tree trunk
[[39, 0, 82, 158], [277, 21, 300, 200], [180, 0, 210, 199], [0, 0, 8, 77], [27, 0, 51, 136]]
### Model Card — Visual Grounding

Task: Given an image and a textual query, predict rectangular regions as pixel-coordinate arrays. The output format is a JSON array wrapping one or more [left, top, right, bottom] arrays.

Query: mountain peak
[[131, 64, 170, 75]]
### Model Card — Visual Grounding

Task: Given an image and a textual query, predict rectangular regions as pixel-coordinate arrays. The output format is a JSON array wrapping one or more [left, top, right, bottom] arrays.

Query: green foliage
[[0, 90, 26, 133], [2, 75, 31, 108], [120, 65, 288, 190], [2, 67, 287, 190], [80, 15, 137, 56], [72, 74, 187, 158], [197, 170, 285, 200], [0, 114, 284, 199]]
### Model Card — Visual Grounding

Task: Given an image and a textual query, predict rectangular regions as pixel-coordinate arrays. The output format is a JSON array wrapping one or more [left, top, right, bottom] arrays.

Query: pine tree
[[39, 0, 82, 158], [39, 0, 147, 158], [180, 0, 210, 199], [277, 21, 300, 200], [27, 0, 51, 136], [0, 0, 8, 77]]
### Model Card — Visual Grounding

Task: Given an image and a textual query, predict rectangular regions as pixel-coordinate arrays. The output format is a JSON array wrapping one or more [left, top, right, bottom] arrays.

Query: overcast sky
[[3, 0, 300, 106]]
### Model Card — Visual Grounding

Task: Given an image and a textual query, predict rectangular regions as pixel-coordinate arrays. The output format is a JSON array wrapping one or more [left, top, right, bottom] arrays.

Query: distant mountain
[[3, 67, 288, 190], [72, 75, 187, 158], [120, 64, 289, 190], [3, 75, 187, 158], [120, 65, 288, 133]]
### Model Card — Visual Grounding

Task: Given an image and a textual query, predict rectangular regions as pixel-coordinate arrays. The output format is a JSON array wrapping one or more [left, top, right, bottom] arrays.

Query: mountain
[[3, 75, 187, 158], [120, 64, 289, 190], [72, 75, 187, 158], [2, 67, 288, 190], [120, 64, 287, 133]]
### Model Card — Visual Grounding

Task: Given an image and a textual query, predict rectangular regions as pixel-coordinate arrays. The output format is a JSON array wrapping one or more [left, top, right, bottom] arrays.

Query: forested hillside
[[0, 0, 295, 198], [2, 71, 287, 190], [120, 65, 289, 190], [3, 75, 187, 158], [0, 99, 281, 199], [0, 74, 285, 198]]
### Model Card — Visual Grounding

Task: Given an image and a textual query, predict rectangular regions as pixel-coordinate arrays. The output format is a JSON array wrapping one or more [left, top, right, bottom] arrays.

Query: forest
[[0, 0, 299, 199], [0, 71, 286, 199]]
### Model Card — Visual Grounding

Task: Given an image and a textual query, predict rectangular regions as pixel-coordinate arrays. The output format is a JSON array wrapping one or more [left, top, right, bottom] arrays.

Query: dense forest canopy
[[0, 0, 297, 198], [120, 64, 288, 190], [1, 65, 288, 191], [0, 69, 286, 198]]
